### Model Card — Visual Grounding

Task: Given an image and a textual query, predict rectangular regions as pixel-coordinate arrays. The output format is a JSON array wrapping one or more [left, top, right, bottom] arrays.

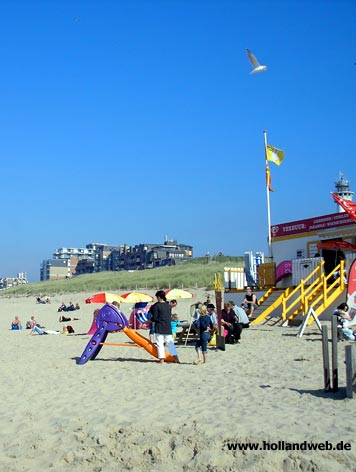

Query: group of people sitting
[[11, 315, 50, 335], [58, 302, 80, 312], [11, 310, 76, 335], [177, 297, 251, 347], [220, 301, 250, 344]]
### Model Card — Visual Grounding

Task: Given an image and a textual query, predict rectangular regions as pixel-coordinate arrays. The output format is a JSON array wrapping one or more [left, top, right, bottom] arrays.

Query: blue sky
[[0, 0, 355, 282]]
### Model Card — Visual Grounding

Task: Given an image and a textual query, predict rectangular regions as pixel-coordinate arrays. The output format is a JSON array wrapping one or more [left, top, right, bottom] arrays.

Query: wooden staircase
[[250, 260, 346, 326]]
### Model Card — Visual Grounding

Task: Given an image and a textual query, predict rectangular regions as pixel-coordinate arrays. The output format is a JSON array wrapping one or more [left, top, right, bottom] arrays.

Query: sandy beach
[[0, 289, 355, 472]]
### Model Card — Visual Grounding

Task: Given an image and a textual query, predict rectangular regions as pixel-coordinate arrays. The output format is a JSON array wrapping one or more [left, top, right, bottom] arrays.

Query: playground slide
[[123, 326, 176, 362], [77, 303, 178, 364]]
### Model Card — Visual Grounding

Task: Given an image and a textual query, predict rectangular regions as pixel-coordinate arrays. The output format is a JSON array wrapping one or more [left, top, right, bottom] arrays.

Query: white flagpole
[[264, 130, 273, 259]]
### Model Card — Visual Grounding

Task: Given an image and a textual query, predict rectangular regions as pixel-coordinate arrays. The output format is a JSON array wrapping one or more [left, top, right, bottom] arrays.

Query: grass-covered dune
[[1, 256, 244, 297]]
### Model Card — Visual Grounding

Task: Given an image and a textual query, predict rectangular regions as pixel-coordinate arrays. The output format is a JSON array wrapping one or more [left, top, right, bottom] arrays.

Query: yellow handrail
[[285, 259, 345, 322], [252, 259, 346, 325]]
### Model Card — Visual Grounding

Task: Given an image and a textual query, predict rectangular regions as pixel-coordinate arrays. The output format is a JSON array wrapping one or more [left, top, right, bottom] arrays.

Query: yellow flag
[[266, 144, 284, 166]]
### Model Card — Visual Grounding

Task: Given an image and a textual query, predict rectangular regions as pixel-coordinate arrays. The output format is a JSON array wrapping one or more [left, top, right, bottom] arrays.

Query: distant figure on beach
[[149, 290, 180, 364], [29, 325, 46, 335], [29, 326, 60, 335], [193, 305, 213, 364], [59, 314, 80, 322], [26, 315, 43, 329], [221, 302, 242, 344], [11, 316, 22, 330], [36, 297, 46, 304], [243, 287, 258, 316], [67, 302, 75, 311], [75, 302, 80, 310], [204, 294, 212, 306], [58, 302, 67, 312]]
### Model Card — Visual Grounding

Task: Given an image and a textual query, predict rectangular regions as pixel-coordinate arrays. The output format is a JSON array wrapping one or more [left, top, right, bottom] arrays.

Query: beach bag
[[208, 331, 217, 347], [66, 325, 75, 334]]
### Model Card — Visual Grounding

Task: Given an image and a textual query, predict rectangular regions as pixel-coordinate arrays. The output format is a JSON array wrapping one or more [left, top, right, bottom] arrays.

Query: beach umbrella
[[317, 240, 356, 251], [119, 291, 154, 303], [85, 292, 124, 304], [164, 288, 194, 300]]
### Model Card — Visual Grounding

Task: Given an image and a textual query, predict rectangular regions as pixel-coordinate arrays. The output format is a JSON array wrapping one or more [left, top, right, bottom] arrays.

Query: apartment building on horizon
[[40, 240, 193, 281]]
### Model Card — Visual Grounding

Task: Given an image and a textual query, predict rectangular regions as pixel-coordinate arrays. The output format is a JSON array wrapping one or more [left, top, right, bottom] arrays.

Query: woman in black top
[[149, 290, 180, 363]]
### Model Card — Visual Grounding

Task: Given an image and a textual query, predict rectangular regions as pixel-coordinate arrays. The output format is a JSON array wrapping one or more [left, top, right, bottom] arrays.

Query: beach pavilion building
[[225, 173, 356, 326]]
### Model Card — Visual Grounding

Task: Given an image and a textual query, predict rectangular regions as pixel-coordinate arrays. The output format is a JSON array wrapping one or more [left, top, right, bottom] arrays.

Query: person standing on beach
[[149, 290, 180, 364], [193, 305, 213, 364]]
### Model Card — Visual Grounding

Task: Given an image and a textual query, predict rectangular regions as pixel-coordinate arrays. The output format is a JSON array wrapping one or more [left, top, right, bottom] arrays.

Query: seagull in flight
[[246, 49, 267, 74]]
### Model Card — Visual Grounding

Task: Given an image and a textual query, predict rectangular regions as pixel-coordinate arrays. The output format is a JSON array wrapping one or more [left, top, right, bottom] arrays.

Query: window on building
[[296, 249, 305, 259]]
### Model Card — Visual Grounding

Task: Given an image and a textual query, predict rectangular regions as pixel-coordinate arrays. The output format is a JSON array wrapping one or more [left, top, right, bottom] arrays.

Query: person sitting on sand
[[75, 303, 80, 310], [29, 326, 60, 335], [230, 302, 250, 329], [206, 303, 218, 327], [29, 325, 46, 335], [11, 316, 22, 330], [221, 302, 242, 344], [58, 302, 66, 312], [193, 305, 213, 364], [242, 287, 258, 316], [333, 303, 356, 341], [59, 314, 80, 322], [28, 315, 44, 329], [67, 302, 75, 311]]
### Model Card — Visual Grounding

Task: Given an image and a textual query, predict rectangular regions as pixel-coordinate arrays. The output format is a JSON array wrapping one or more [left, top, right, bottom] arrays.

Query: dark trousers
[[225, 322, 243, 343]]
